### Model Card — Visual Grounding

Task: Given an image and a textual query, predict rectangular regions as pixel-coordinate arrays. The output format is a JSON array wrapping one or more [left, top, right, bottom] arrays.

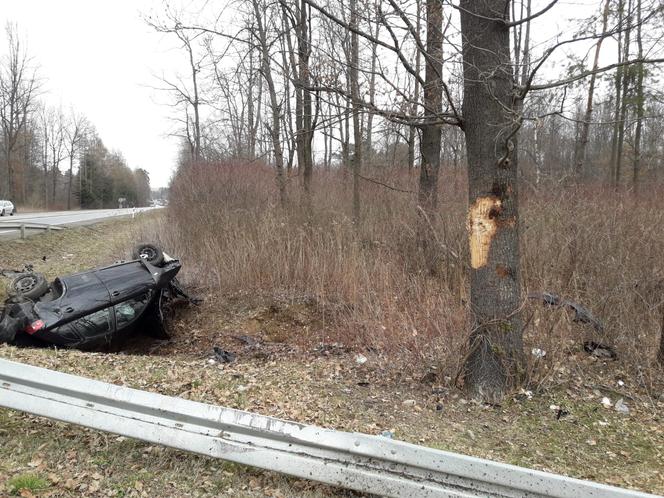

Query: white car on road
[[0, 200, 15, 216]]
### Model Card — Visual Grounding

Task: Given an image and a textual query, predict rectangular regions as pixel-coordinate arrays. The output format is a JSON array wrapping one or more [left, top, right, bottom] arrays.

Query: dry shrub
[[154, 161, 664, 377], [521, 185, 664, 381]]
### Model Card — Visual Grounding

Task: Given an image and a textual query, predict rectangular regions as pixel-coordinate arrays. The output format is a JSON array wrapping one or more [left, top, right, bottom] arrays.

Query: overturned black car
[[0, 244, 196, 350]]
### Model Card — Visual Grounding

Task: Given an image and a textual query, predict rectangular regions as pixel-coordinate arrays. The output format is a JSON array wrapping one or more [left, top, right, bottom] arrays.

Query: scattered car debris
[[355, 353, 368, 365], [213, 347, 236, 363], [531, 348, 547, 359], [614, 398, 630, 414], [583, 341, 617, 360], [0, 264, 34, 279], [313, 342, 346, 356], [0, 243, 199, 350], [231, 334, 258, 346], [555, 408, 570, 420], [420, 369, 438, 384], [527, 291, 604, 332]]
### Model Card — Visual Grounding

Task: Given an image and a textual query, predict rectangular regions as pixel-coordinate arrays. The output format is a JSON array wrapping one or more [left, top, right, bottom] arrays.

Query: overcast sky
[[0, 0, 187, 188]]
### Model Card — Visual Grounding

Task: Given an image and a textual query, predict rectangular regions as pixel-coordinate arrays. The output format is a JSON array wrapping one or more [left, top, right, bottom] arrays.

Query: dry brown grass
[[152, 162, 664, 385], [1, 209, 663, 496]]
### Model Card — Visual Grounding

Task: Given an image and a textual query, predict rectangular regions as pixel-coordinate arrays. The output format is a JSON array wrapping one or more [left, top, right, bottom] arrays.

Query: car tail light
[[25, 320, 45, 335]]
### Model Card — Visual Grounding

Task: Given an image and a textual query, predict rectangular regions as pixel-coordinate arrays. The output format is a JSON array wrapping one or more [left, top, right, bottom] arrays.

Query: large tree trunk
[[460, 0, 524, 402], [416, 0, 443, 273]]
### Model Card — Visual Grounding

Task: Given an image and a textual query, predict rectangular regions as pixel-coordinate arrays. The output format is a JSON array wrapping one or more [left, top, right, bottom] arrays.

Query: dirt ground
[[0, 215, 663, 497]]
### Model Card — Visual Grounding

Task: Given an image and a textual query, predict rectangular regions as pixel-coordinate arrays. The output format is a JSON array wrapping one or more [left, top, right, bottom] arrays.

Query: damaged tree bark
[[460, 0, 524, 402]]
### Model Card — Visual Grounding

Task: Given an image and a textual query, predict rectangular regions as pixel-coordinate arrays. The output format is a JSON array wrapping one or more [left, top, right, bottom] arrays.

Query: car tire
[[9, 273, 49, 300], [132, 243, 164, 267], [0, 209, 4, 216]]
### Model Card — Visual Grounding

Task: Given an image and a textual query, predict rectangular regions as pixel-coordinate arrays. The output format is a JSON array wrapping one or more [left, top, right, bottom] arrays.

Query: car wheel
[[9, 273, 49, 300], [0, 209, 4, 216], [132, 243, 164, 266]]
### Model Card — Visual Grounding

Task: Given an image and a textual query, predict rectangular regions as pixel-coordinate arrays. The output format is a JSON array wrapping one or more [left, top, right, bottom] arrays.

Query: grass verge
[[0, 213, 662, 497]]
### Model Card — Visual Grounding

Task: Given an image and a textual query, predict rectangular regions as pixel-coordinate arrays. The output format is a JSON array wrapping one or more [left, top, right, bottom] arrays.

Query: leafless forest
[[0, 23, 151, 209], [142, 0, 664, 402]]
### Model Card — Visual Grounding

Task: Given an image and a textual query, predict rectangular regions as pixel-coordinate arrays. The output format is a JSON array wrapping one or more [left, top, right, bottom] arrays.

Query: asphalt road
[[0, 207, 158, 240]]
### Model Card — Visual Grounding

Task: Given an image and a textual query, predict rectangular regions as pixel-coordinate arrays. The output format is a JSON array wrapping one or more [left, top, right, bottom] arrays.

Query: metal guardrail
[[0, 223, 64, 239], [0, 358, 658, 498]]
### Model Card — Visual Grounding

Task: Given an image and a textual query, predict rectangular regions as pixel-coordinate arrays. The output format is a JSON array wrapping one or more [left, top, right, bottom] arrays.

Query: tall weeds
[[155, 161, 664, 374]]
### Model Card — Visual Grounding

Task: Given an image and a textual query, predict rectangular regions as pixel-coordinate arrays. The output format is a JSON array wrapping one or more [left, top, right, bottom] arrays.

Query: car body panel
[[36, 273, 111, 329], [96, 261, 155, 304], [0, 254, 185, 350]]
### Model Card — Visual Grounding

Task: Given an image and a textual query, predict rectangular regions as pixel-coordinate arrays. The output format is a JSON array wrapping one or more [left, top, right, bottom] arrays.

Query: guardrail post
[[20, 224, 25, 239], [46, 225, 52, 234]]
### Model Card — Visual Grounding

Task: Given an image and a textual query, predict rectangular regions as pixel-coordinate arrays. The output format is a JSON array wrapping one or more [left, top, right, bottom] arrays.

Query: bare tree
[[0, 23, 39, 202], [632, 0, 644, 194], [295, 0, 315, 202], [47, 107, 66, 207], [64, 110, 89, 209], [416, 0, 444, 271], [407, 0, 423, 171], [252, 0, 287, 206], [364, 2, 381, 163], [574, 0, 611, 176], [614, 0, 633, 187], [147, 12, 206, 162], [36, 104, 50, 207], [350, 0, 362, 224]]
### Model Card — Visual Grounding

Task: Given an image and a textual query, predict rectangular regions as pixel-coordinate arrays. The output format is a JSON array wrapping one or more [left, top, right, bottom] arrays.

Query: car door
[[36, 271, 112, 328], [37, 305, 115, 349], [96, 261, 155, 305]]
